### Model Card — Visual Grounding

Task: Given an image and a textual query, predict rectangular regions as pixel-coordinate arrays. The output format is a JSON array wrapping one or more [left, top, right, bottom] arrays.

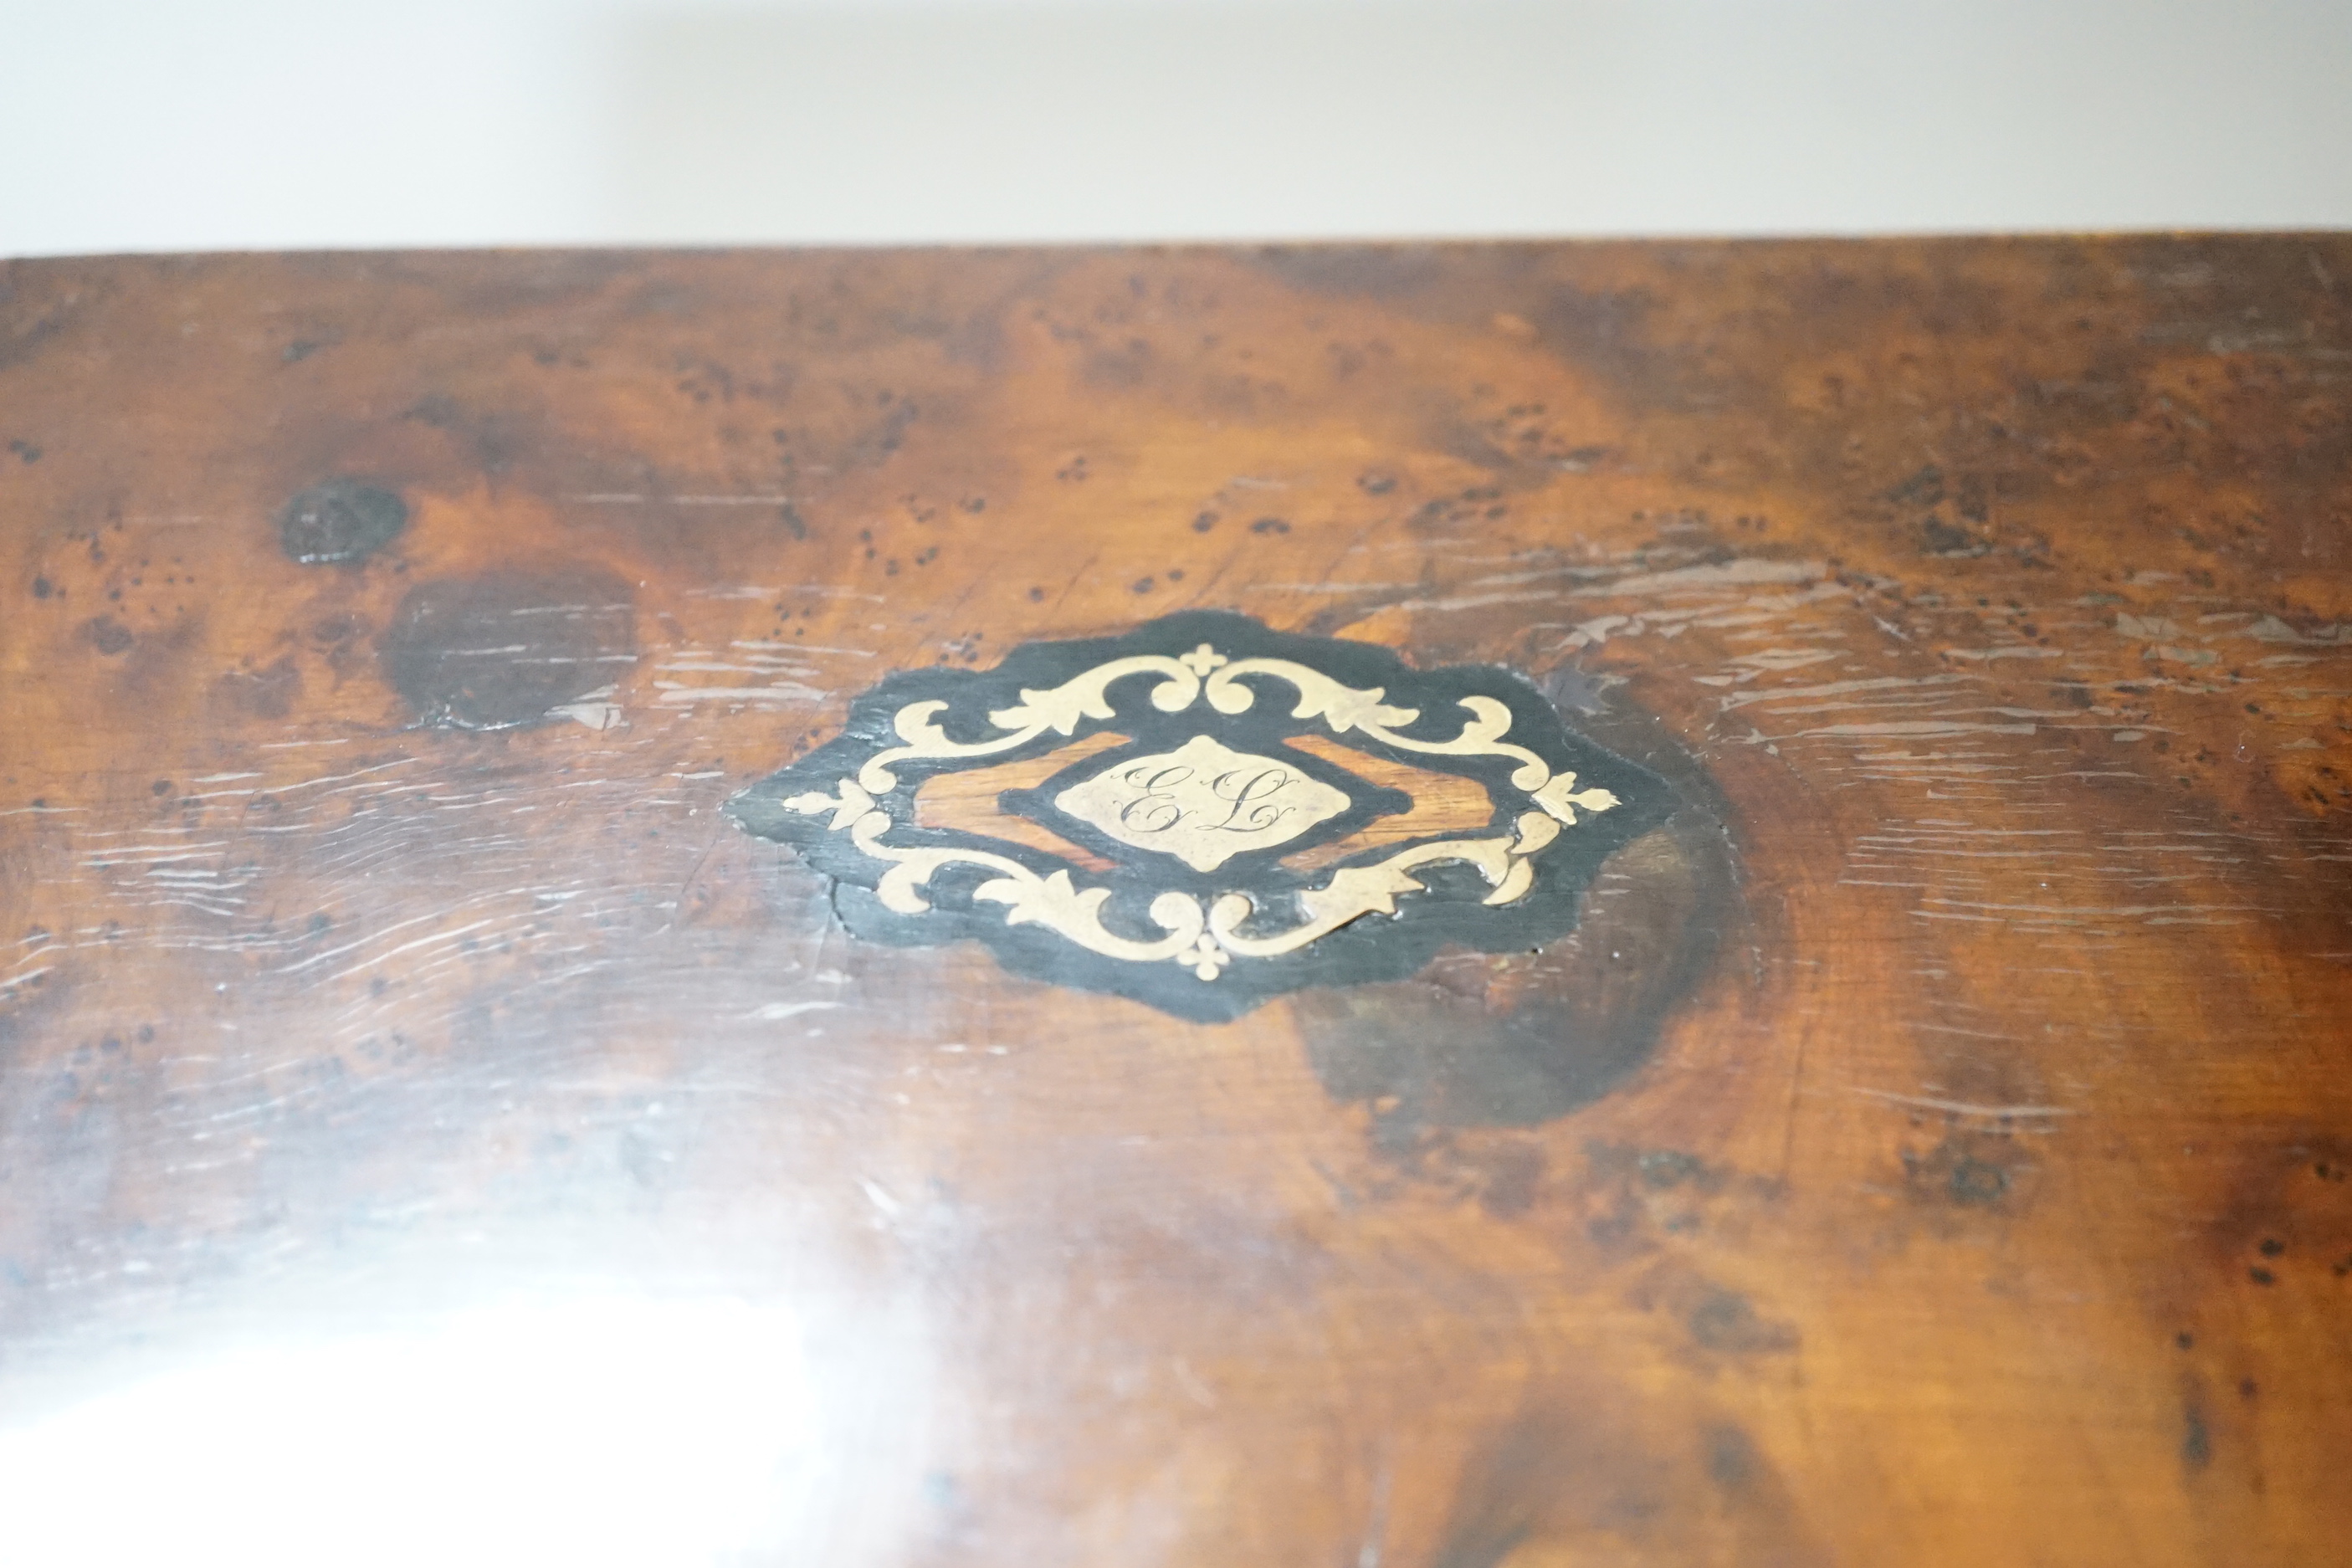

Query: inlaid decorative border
[[726, 612, 1672, 1022]]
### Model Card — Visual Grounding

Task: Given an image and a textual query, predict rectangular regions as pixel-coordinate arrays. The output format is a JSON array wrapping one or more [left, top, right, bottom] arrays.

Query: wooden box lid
[[2, 239, 2348, 1563]]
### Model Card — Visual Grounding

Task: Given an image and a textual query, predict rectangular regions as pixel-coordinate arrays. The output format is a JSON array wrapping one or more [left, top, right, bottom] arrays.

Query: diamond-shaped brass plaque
[[1053, 734, 1352, 871]]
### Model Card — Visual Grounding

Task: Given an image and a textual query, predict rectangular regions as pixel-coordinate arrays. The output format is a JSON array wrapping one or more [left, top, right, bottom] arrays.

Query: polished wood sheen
[[2, 238, 2349, 1565]]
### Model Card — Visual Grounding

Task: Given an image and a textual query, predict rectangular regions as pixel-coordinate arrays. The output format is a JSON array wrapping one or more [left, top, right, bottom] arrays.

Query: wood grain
[[1278, 733, 1499, 872], [913, 730, 1126, 871], [1, 238, 2348, 1565]]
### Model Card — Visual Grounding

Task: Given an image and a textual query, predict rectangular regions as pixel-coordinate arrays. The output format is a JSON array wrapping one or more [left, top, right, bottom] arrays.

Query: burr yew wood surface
[[2, 238, 2349, 1565]]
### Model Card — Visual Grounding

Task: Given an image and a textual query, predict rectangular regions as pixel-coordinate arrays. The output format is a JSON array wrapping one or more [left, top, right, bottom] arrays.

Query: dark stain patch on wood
[[1429, 1391, 1825, 1568], [78, 616, 134, 656], [2181, 1401, 2213, 1472], [1706, 1424, 1760, 1489], [1900, 1135, 2021, 1209], [1298, 806, 1731, 1130], [276, 478, 408, 566], [1685, 1284, 1801, 1355], [2196, 1135, 2352, 1296], [379, 566, 635, 730], [401, 394, 530, 475], [212, 656, 301, 720]]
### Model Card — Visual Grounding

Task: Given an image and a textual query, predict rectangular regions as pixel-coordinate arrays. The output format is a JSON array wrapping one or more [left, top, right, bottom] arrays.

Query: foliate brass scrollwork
[[858, 653, 1207, 792], [783, 776, 1207, 965]]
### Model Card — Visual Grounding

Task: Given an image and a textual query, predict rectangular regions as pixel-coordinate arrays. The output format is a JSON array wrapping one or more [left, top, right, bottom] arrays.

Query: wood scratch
[[1851, 1087, 2076, 1120]]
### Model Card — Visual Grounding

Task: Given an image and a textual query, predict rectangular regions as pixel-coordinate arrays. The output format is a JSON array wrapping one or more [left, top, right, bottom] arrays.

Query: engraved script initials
[[1116, 761, 1301, 837], [1056, 735, 1350, 872]]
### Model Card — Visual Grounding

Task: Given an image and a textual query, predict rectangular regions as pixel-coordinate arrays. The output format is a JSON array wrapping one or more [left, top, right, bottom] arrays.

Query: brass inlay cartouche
[[781, 641, 1621, 984]]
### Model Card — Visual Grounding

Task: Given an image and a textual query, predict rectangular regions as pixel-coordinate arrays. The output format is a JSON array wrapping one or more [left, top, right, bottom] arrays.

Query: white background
[[3, 0, 2349, 256]]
